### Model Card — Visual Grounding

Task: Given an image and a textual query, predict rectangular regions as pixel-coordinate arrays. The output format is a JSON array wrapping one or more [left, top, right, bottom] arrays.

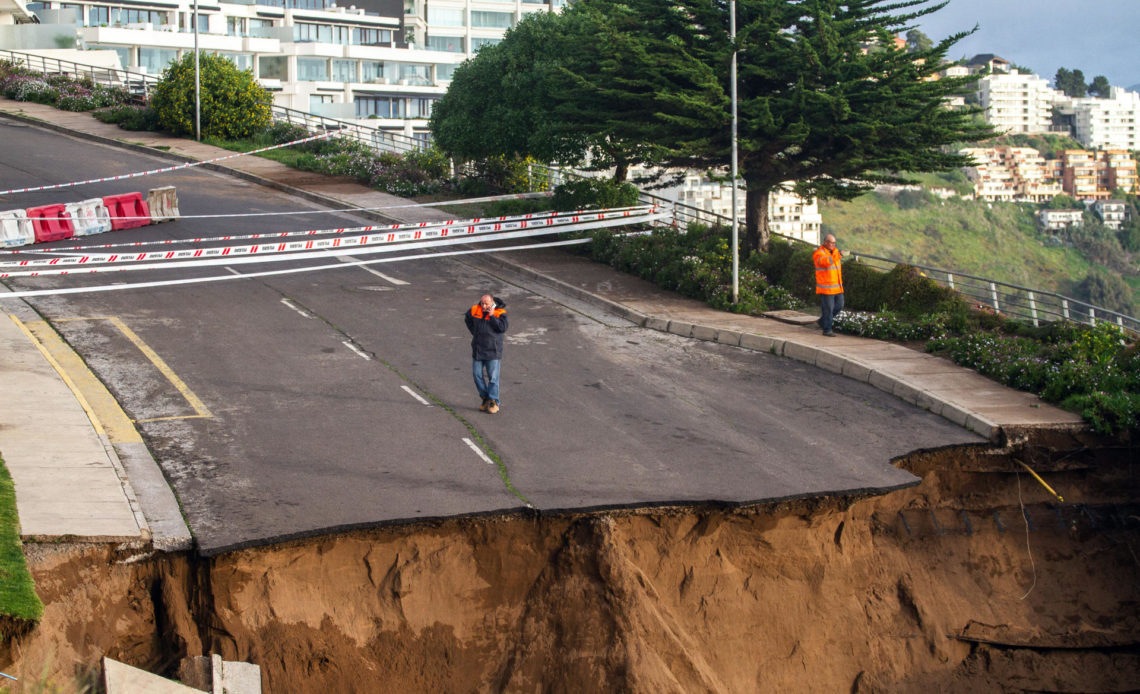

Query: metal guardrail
[[4, 50, 1136, 333], [0, 48, 157, 101]]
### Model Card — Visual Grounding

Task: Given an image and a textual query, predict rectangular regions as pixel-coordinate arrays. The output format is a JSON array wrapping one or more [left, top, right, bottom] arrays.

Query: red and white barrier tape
[[3, 206, 654, 261], [0, 208, 665, 278], [0, 131, 335, 197], [0, 213, 663, 294]]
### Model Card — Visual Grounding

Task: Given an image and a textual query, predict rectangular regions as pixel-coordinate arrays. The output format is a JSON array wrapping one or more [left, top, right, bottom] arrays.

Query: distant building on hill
[[1093, 200, 1128, 229], [674, 173, 822, 246], [959, 146, 1062, 202], [1054, 87, 1140, 151], [1037, 208, 1083, 231]]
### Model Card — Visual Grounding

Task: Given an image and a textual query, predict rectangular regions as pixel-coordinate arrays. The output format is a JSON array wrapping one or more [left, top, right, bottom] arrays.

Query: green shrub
[[552, 178, 639, 210], [484, 198, 552, 217], [468, 155, 543, 194], [753, 238, 797, 287], [94, 103, 160, 130], [151, 53, 271, 140], [841, 259, 889, 311], [881, 264, 965, 318], [777, 246, 818, 301]]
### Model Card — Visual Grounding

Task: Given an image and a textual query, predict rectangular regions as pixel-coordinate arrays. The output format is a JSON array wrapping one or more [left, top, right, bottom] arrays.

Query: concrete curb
[[476, 252, 1006, 441]]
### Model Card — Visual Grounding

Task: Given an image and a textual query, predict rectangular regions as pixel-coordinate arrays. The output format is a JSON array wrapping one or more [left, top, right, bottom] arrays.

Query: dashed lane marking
[[342, 340, 371, 360], [401, 385, 431, 406], [280, 298, 313, 319], [462, 437, 495, 466]]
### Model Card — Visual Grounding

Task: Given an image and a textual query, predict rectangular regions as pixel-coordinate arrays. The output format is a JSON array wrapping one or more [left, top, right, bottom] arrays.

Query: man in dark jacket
[[464, 293, 508, 413]]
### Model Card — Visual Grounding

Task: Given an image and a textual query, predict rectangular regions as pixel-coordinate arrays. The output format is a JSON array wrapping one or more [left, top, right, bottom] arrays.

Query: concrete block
[[867, 370, 898, 396], [783, 341, 819, 366], [937, 402, 972, 428], [964, 413, 1000, 442], [890, 380, 923, 406], [814, 351, 845, 375], [840, 360, 872, 382], [213, 656, 261, 694], [739, 333, 783, 355], [644, 316, 669, 332], [715, 330, 742, 347], [913, 390, 941, 413], [105, 658, 201, 693], [667, 321, 693, 337], [690, 325, 717, 341]]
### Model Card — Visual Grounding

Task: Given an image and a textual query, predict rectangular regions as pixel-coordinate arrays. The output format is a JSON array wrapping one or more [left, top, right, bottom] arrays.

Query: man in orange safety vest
[[813, 234, 844, 337]]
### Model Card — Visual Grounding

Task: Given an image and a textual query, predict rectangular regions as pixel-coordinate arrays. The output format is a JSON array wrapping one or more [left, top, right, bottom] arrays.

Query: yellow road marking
[[10, 314, 143, 443], [45, 315, 213, 422]]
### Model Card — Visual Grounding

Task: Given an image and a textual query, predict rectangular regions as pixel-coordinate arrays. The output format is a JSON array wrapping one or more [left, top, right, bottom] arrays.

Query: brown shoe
[[479, 398, 490, 412], [487, 400, 500, 414]]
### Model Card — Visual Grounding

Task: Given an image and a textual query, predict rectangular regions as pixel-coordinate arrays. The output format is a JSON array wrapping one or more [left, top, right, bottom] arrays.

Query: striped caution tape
[[0, 235, 597, 300], [0, 131, 335, 197], [0, 207, 665, 279], [9, 205, 647, 257]]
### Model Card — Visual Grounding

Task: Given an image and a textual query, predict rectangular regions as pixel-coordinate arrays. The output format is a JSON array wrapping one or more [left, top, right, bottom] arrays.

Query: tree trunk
[[612, 159, 629, 183], [744, 186, 771, 254]]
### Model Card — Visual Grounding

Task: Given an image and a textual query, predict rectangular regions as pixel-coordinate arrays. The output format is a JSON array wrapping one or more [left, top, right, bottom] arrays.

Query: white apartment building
[[1093, 199, 1127, 230], [974, 69, 1058, 135], [676, 173, 822, 245], [1055, 86, 1140, 151], [1037, 208, 1083, 231], [1, 0, 559, 137]]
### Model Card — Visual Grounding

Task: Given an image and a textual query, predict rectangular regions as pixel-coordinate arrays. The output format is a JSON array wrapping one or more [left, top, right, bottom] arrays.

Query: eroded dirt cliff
[[4, 435, 1138, 692]]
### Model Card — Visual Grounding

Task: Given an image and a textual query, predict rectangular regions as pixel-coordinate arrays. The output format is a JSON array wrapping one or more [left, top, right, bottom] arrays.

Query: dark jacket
[[465, 297, 508, 360]]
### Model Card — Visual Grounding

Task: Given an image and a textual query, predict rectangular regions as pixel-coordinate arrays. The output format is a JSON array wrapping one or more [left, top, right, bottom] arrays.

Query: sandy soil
[[3, 435, 1138, 693]]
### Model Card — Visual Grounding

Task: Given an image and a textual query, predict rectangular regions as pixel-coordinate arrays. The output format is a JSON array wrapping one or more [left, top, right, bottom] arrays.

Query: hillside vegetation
[[822, 191, 1137, 315]]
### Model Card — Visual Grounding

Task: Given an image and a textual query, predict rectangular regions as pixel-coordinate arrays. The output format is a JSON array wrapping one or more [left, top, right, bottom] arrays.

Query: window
[[114, 8, 167, 25], [297, 57, 329, 81], [138, 47, 176, 74], [88, 43, 131, 68], [226, 16, 244, 36], [355, 95, 405, 118], [219, 52, 253, 72], [435, 63, 457, 81], [248, 18, 275, 37], [397, 63, 430, 85], [410, 97, 435, 118], [425, 35, 463, 52], [471, 11, 511, 28], [331, 59, 356, 82], [361, 61, 384, 82], [89, 6, 109, 25], [426, 7, 463, 26], [333, 25, 351, 45], [310, 94, 333, 111], [59, 3, 82, 24], [258, 55, 287, 80], [353, 27, 391, 46], [470, 37, 500, 51]]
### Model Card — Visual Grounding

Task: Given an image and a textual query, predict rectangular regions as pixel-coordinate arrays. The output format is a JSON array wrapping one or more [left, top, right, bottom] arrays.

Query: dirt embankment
[[4, 434, 1138, 693]]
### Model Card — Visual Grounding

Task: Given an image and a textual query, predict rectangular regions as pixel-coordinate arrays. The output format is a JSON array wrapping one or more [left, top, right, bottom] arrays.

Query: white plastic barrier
[[0, 209, 34, 248], [65, 198, 113, 236], [146, 186, 180, 223]]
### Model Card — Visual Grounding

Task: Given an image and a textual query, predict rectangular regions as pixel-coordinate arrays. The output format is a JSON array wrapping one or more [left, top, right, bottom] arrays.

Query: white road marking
[[462, 437, 495, 466], [401, 385, 431, 406], [225, 266, 240, 275], [280, 298, 313, 319], [339, 255, 409, 285], [342, 340, 371, 360]]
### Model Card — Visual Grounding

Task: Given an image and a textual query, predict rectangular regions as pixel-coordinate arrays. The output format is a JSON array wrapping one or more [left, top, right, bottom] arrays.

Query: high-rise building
[[1054, 87, 1140, 151], [973, 69, 1058, 135]]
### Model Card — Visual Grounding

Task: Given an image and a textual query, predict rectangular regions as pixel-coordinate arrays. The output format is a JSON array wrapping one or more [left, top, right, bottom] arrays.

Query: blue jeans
[[473, 359, 501, 403], [819, 293, 844, 333]]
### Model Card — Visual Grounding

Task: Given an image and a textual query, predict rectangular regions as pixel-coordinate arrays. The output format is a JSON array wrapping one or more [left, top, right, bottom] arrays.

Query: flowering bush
[[151, 53, 271, 139], [927, 321, 1139, 435], [0, 60, 130, 111], [834, 310, 956, 341]]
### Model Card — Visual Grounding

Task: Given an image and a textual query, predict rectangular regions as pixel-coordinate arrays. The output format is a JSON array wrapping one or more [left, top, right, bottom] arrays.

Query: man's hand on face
[[480, 296, 495, 313]]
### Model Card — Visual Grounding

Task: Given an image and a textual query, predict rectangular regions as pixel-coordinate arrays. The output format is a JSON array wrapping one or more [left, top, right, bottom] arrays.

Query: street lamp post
[[730, 0, 739, 304], [193, 0, 201, 141]]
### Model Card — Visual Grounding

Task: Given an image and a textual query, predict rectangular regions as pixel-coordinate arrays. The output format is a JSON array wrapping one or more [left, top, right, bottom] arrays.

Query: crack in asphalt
[[275, 290, 534, 508]]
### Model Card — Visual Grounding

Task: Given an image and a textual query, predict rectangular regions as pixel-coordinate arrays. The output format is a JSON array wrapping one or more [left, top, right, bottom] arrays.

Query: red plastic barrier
[[102, 192, 151, 230], [25, 204, 75, 243]]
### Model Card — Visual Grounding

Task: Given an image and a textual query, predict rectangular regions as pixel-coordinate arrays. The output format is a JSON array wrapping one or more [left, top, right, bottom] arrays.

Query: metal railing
[[268, 104, 427, 155], [0, 48, 157, 101]]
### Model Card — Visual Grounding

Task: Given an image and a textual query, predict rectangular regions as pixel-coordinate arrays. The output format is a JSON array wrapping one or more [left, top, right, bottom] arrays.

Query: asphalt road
[[0, 121, 984, 553]]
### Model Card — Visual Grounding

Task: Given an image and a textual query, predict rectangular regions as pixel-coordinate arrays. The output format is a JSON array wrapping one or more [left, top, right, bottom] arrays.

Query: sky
[[912, 0, 1140, 90]]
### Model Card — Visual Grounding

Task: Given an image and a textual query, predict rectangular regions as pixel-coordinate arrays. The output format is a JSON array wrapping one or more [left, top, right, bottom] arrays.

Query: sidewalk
[[0, 99, 1086, 548]]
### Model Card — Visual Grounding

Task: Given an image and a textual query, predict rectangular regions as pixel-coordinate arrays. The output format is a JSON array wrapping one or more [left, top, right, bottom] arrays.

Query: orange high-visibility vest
[[813, 246, 843, 295], [469, 304, 506, 320]]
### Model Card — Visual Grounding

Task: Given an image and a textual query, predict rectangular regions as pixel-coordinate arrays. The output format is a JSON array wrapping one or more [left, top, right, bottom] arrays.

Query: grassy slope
[[0, 456, 43, 624], [822, 193, 1096, 299]]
